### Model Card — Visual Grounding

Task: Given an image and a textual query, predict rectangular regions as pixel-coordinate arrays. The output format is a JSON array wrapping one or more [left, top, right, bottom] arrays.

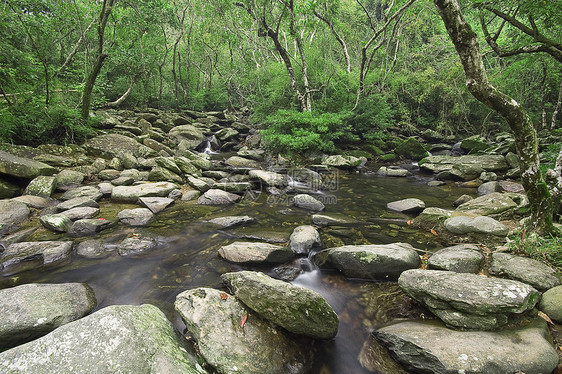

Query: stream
[[2, 161, 477, 373]]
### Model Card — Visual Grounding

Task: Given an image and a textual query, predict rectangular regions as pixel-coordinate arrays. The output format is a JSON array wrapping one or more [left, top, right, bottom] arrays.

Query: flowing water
[[1, 162, 476, 373]]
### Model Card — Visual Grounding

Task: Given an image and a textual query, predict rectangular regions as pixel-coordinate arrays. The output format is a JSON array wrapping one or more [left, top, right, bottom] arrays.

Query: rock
[[490, 252, 560, 291], [289, 225, 321, 255], [216, 128, 239, 141], [452, 194, 472, 207], [118, 236, 159, 256], [314, 243, 421, 280], [181, 190, 201, 201], [386, 198, 425, 214], [155, 157, 182, 175], [444, 215, 509, 236], [168, 125, 205, 148], [427, 244, 484, 273], [214, 182, 252, 193], [187, 176, 213, 192], [54, 170, 85, 189], [1, 241, 73, 275], [477, 181, 501, 196], [0, 199, 30, 232], [322, 155, 362, 168], [56, 196, 99, 211], [237, 147, 264, 160], [376, 166, 409, 177], [60, 186, 103, 202], [24, 176, 56, 197], [111, 182, 178, 202], [498, 180, 525, 193], [84, 134, 156, 159], [455, 192, 518, 215], [249, 170, 287, 187], [398, 269, 540, 330], [225, 156, 260, 169], [39, 214, 73, 232], [149, 166, 183, 183], [0, 150, 58, 179], [0, 304, 206, 374], [222, 271, 338, 339], [118, 208, 154, 226], [111, 175, 134, 186], [419, 155, 508, 175], [479, 171, 497, 182], [174, 156, 201, 176], [394, 137, 428, 160], [460, 135, 491, 153], [311, 213, 359, 227], [98, 169, 121, 180], [12, 195, 52, 209], [539, 285, 562, 323], [76, 240, 113, 258], [139, 197, 174, 214], [68, 218, 113, 237], [59, 206, 100, 221], [197, 189, 240, 205], [207, 215, 256, 228], [292, 194, 325, 211], [374, 318, 559, 374], [218, 242, 295, 264], [0, 283, 96, 350], [413, 207, 453, 226], [175, 288, 310, 374]]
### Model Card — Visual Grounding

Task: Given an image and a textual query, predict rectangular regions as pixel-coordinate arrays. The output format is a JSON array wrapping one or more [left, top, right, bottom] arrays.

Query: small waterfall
[[202, 137, 218, 154]]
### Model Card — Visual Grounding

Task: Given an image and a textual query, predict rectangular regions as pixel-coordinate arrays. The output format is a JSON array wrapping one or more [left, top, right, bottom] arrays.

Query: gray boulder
[[314, 243, 421, 280], [538, 285, 562, 323], [374, 318, 559, 374], [398, 269, 540, 330], [477, 181, 501, 196], [187, 175, 213, 192], [249, 170, 287, 187], [68, 218, 113, 237], [168, 125, 205, 148], [207, 216, 256, 228], [175, 288, 310, 374], [292, 194, 325, 211], [419, 155, 508, 174], [444, 215, 509, 236], [218, 242, 294, 264], [427, 244, 484, 273], [197, 189, 240, 205], [54, 169, 85, 189], [225, 156, 260, 169], [59, 206, 100, 221], [148, 166, 183, 183], [0, 304, 206, 374], [0, 150, 58, 179], [84, 134, 156, 159], [386, 198, 425, 214], [0, 283, 96, 350], [56, 196, 99, 211], [24, 176, 56, 197], [289, 225, 321, 255], [60, 186, 103, 202], [222, 271, 338, 339], [376, 166, 409, 177], [1, 241, 73, 275], [111, 182, 178, 202], [12, 195, 51, 209], [322, 155, 362, 168], [39, 214, 72, 232], [490, 252, 560, 291], [455, 192, 517, 215], [139, 197, 174, 214], [0, 200, 30, 232], [118, 208, 154, 226]]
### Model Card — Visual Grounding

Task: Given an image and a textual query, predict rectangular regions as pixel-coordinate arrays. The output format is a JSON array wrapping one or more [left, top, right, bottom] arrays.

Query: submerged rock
[[218, 242, 294, 264], [490, 252, 560, 291], [0, 283, 96, 350], [175, 287, 310, 374], [0, 304, 206, 374], [311, 213, 359, 227], [222, 271, 338, 339], [1, 241, 73, 275], [398, 269, 540, 330], [375, 319, 558, 374], [314, 243, 421, 280], [118, 236, 160, 256]]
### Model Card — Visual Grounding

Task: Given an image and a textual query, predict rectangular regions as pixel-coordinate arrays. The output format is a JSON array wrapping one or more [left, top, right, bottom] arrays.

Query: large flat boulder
[[455, 192, 518, 215], [218, 242, 294, 264], [313, 243, 421, 280], [374, 319, 558, 374], [175, 287, 310, 374], [444, 215, 509, 236], [84, 134, 157, 159], [0, 304, 206, 374], [222, 271, 338, 339], [111, 182, 178, 202], [1, 241, 73, 275], [490, 252, 560, 291], [427, 244, 484, 273], [248, 170, 287, 187], [0, 150, 58, 179], [386, 198, 425, 214], [398, 269, 540, 330], [0, 283, 97, 350], [168, 125, 205, 148]]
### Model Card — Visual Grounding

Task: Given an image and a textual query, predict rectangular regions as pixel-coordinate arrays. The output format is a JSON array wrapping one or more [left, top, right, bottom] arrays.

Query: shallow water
[[2, 163, 476, 373]]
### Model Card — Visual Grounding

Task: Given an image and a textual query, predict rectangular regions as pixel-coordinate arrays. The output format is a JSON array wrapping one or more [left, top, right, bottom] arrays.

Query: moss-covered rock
[[394, 137, 429, 160]]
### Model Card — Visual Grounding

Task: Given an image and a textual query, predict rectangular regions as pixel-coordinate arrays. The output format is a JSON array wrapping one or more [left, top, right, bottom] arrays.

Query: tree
[[434, 0, 562, 234]]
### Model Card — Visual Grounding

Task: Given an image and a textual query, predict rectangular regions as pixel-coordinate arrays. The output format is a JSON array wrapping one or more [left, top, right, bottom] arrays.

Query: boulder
[[444, 215, 509, 236], [84, 134, 156, 159], [222, 271, 338, 339], [218, 242, 295, 264], [1, 241, 73, 275], [322, 155, 362, 168], [118, 208, 154, 226], [60, 186, 103, 202], [168, 125, 206, 148], [374, 319, 558, 374], [314, 243, 421, 280], [0, 150, 58, 178], [174, 156, 201, 176], [216, 128, 239, 141], [398, 269, 540, 330], [148, 166, 183, 183], [118, 236, 159, 256], [207, 216, 256, 228], [413, 207, 453, 226], [477, 181, 501, 196], [111, 182, 178, 202], [452, 194, 472, 207], [59, 207, 100, 221], [394, 137, 428, 160], [39, 214, 73, 232], [289, 225, 321, 255], [54, 170, 85, 189], [376, 166, 409, 177], [427, 244, 484, 273], [139, 197, 174, 214], [249, 170, 287, 187], [455, 192, 518, 215], [197, 189, 240, 205], [460, 135, 491, 153], [0, 199, 30, 232], [12, 195, 52, 209], [0, 304, 206, 374], [175, 288, 310, 374], [538, 285, 562, 323], [0, 283, 96, 350], [187, 176, 213, 192], [386, 198, 425, 214], [56, 196, 99, 211], [419, 155, 508, 174], [490, 252, 560, 291], [225, 156, 260, 169], [181, 190, 201, 201], [23, 176, 56, 197], [68, 218, 113, 237], [76, 240, 113, 258], [292, 194, 325, 211]]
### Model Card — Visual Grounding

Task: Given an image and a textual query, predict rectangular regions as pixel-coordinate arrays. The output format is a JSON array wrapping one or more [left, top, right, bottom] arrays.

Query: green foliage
[[508, 230, 562, 270], [348, 94, 394, 141], [261, 109, 357, 157]]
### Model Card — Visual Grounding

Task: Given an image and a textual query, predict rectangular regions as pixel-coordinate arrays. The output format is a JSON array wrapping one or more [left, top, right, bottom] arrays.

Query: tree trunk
[[552, 77, 562, 129], [80, 0, 116, 120], [434, 0, 554, 234], [314, 10, 351, 73], [106, 75, 136, 108]]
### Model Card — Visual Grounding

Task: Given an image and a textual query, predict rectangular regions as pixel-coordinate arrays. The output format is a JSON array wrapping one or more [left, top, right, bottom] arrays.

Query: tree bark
[[81, 0, 116, 120], [434, 0, 554, 234]]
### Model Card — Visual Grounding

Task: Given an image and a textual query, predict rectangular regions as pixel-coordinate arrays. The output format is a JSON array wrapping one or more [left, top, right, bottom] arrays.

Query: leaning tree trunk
[[434, 0, 554, 234]]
